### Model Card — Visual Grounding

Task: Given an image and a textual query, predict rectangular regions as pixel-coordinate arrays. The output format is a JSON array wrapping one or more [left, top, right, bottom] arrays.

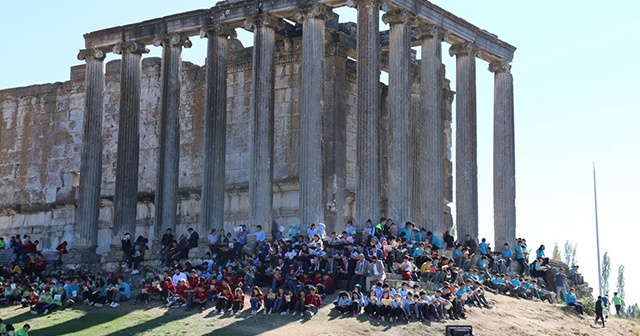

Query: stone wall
[[0, 36, 360, 252]]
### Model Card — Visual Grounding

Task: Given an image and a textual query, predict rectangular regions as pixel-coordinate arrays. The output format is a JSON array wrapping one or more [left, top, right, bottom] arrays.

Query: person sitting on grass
[[333, 291, 352, 314], [351, 291, 365, 317], [107, 276, 130, 308], [64, 277, 81, 306], [565, 287, 584, 316], [304, 287, 322, 319], [167, 278, 190, 308], [263, 287, 277, 314], [293, 290, 307, 317], [187, 283, 208, 311], [213, 285, 234, 315], [15, 323, 30, 336], [30, 287, 52, 315]]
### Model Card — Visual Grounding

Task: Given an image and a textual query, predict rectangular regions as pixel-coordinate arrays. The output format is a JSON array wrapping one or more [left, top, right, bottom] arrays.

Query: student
[[293, 290, 307, 317], [15, 324, 30, 336], [399, 256, 413, 281], [391, 293, 408, 322], [272, 288, 286, 314], [565, 288, 584, 315], [109, 276, 131, 308], [264, 288, 277, 314], [378, 290, 393, 321], [249, 286, 263, 315], [351, 291, 364, 317], [612, 292, 625, 317], [364, 289, 380, 319], [595, 295, 606, 327], [304, 287, 322, 319], [345, 221, 355, 237], [231, 287, 244, 316], [213, 286, 234, 315], [281, 289, 295, 315], [334, 291, 352, 314]]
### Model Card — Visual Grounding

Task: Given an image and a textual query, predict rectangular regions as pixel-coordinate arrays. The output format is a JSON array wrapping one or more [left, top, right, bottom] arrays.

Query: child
[[231, 287, 244, 316], [364, 289, 380, 319], [250, 286, 263, 315], [293, 290, 307, 317], [15, 324, 30, 336], [281, 290, 295, 315], [272, 288, 285, 314], [213, 286, 234, 315], [304, 287, 322, 319], [188, 284, 208, 311], [351, 291, 364, 317], [264, 288, 276, 314], [379, 291, 393, 321], [334, 291, 352, 314]]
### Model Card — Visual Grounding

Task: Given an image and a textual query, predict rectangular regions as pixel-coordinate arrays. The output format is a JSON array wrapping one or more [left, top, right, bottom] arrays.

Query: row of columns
[[74, 0, 515, 251]]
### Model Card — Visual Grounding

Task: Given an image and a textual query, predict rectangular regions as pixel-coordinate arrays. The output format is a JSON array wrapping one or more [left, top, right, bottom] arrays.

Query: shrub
[[582, 295, 595, 316]]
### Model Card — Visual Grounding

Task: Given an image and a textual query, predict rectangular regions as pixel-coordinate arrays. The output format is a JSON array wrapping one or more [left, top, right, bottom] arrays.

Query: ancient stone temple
[[0, 0, 516, 258]]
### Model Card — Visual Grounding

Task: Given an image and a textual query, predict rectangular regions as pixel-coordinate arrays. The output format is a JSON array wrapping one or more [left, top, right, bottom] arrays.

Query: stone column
[[490, 60, 516, 247], [383, 9, 415, 225], [347, 0, 382, 229], [244, 14, 284, 231], [200, 25, 236, 234], [152, 33, 191, 237], [449, 42, 479, 242], [75, 48, 106, 251], [323, 42, 348, 233], [414, 24, 445, 233], [113, 41, 148, 238], [294, 4, 334, 227]]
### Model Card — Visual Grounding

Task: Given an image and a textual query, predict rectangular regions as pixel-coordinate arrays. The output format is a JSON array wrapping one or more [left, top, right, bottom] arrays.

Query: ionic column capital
[[449, 42, 480, 58], [200, 24, 237, 39], [243, 14, 285, 32], [152, 33, 192, 49], [346, 0, 386, 10], [293, 3, 334, 23], [113, 41, 149, 55], [414, 23, 445, 41], [77, 48, 106, 62], [382, 9, 417, 26], [489, 60, 512, 74]]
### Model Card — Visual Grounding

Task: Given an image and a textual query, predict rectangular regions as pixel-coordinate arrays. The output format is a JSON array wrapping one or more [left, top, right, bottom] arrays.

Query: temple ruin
[[0, 0, 516, 259]]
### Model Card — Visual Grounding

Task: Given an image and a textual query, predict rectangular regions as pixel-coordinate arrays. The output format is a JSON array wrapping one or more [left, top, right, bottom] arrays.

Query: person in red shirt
[[161, 276, 176, 303], [231, 287, 245, 316], [187, 284, 208, 311], [166, 279, 191, 308], [249, 286, 264, 315], [134, 280, 155, 305], [213, 286, 234, 315], [188, 270, 200, 289], [304, 286, 322, 318]]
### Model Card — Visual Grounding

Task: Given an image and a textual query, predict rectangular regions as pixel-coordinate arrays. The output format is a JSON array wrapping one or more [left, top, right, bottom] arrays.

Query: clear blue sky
[[1, 1, 639, 304]]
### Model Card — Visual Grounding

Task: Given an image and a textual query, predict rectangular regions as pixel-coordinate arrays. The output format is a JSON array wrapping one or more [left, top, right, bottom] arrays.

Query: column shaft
[[154, 34, 190, 237], [297, 5, 332, 226], [491, 61, 516, 247], [450, 43, 479, 242], [384, 10, 413, 225], [201, 26, 234, 234], [415, 25, 444, 233], [113, 41, 147, 238], [245, 15, 281, 231], [351, 0, 381, 229], [75, 49, 106, 250]]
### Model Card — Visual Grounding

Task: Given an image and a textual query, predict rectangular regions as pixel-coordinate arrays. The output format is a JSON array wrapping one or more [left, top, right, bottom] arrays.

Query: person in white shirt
[[171, 268, 187, 285], [306, 223, 318, 238]]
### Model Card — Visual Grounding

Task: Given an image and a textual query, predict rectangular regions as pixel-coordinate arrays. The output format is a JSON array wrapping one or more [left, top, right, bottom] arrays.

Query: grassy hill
[[2, 293, 639, 335]]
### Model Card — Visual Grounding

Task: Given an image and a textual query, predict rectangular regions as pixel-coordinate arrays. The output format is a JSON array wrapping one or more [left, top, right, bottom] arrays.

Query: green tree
[[563, 240, 572, 265], [617, 264, 626, 300], [570, 244, 578, 266], [552, 242, 561, 260], [602, 252, 611, 295]]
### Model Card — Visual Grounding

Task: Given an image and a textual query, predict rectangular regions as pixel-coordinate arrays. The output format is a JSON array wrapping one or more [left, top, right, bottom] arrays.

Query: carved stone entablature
[[77, 48, 106, 62], [113, 41, 149, 55], [152, 33, 192, 49], [448, 42, 480, 58], [292, 3, 334, 23], [325, 43, 349, 58], [243, 13, 285, 32], [489, 60, 511, 74], [346, 0, 386, 10], [199, 24, 237, 40], [414, 23, 446, 41], [381, 9, 417, 26], [338, 22, 357, 38]]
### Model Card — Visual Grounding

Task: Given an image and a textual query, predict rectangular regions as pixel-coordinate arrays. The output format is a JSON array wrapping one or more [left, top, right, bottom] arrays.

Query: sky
[[1, 1, 639, 304]]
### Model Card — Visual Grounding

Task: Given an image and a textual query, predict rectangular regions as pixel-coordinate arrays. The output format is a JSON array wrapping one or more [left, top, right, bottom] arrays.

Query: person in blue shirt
[[426, 231, 442, 251], [501, 243, 513, 268], [479, 238, 489, 255], [565, 288, 583, 315], [398, 222, 413, 242], [536, 245, 549, 266], [64, 277, 81, 305], [345, 221, 355, 237], [363, 220, 376, 237], [333, 291, 352, 314], [247, 225, 266, 243], [108, 276, 131, 308], [514, 239, 528, 275]]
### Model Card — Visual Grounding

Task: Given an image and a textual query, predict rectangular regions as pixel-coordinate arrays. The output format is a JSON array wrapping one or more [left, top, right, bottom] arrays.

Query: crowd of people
[[0, 217, 615, 333]]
